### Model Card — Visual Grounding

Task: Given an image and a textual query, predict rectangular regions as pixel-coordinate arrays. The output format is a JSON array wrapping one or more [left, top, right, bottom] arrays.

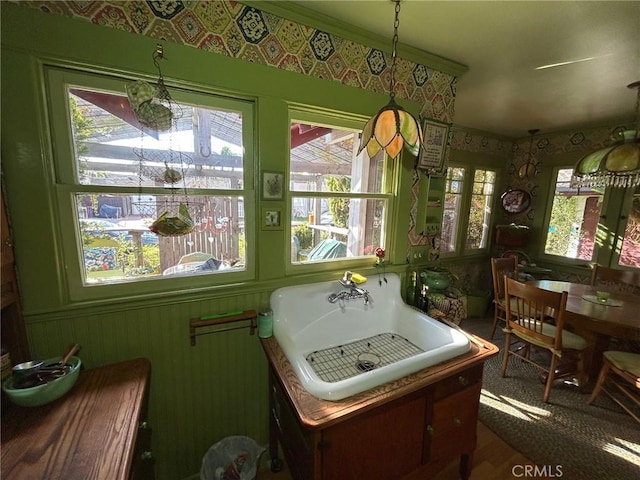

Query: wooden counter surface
[[1, 357, 151, 480], [261, 335, 499, 430]]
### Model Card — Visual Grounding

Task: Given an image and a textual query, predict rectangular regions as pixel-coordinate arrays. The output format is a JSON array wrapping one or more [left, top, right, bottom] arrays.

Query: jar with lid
[[258, 310, 273, 338]]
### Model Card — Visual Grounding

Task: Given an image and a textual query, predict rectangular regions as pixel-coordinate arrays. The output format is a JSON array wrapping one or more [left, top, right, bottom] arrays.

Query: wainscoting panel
[[25, 290, 272, 480]]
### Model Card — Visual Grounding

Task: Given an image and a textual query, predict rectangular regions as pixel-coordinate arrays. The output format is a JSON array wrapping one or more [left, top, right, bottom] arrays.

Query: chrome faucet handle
[[339, 271, 354, 288]]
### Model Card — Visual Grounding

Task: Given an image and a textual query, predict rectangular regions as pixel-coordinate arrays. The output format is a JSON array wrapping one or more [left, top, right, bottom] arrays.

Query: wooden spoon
[[59, 343, 80, 366]]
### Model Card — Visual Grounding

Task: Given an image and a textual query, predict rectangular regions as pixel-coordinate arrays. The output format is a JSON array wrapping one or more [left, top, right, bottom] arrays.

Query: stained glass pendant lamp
[[358, 0, 423, 160], [571, 81, 640, 188]]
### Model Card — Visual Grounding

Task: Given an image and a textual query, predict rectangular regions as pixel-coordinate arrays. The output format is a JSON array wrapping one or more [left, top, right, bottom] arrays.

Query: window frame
[[285, 108, 397, 275], [439, 161, 499, 258], [539, 163, 639, 270], [45, 66, 256, 301]]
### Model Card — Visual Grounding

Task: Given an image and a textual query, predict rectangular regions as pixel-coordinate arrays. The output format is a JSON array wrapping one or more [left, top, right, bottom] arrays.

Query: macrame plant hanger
[[127, 44, 198, 236]]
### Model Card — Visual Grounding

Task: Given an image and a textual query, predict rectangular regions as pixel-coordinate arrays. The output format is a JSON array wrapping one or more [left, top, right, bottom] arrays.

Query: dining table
[[528, 280, 640, 381]]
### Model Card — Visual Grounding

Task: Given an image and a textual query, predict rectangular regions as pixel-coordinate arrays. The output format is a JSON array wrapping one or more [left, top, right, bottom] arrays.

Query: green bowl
[[2, 356, 81, 407], [421, 269, 452, 291]]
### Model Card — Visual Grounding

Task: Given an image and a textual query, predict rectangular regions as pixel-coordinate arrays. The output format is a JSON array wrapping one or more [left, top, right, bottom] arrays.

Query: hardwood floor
[[257, 421, 531, 480]]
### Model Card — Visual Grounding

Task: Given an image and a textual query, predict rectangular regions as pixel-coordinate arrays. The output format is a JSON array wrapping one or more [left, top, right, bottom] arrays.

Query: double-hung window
[[441, 165, 497, 255], [288, 111, 393, 266], [46, 67, 254, 293]]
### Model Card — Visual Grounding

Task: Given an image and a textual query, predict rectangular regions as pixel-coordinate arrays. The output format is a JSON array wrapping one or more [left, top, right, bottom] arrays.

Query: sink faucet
[[329, 272, 371, 305]]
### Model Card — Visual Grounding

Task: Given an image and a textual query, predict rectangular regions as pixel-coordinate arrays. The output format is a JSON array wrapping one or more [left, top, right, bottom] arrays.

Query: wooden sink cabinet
[[261, 337, 498, 480]]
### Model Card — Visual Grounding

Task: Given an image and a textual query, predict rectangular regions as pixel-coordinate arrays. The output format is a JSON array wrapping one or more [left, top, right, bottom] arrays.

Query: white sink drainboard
[[305, 333, 424, 383]]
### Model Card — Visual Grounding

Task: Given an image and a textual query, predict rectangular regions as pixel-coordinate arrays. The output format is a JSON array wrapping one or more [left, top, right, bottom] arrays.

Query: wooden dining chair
[[501, 277, 589, 403], [587, 351, 640, 423], [590, 265, 640, 294], [490, 257, 519, 339]]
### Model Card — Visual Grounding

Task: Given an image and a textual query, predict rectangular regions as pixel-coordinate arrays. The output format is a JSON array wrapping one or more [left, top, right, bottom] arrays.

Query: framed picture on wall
[[417, 119, 449, 175], [261, 206, 283, 230], [262, 171, 284, 200]]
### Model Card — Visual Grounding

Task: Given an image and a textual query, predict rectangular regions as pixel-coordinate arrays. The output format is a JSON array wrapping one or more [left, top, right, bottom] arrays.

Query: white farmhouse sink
[[271, 273, 471, 401]]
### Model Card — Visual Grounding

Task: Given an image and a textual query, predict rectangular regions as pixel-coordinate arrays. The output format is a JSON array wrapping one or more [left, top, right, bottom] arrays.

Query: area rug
[[462, 317, 640, 480]]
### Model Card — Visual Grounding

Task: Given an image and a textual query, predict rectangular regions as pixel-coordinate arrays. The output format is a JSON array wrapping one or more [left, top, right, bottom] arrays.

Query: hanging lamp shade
[[359, 97, 423, 159], [571, 130, 640, 188], [357, 1, 423, 160], [571, 81, 640, 189]]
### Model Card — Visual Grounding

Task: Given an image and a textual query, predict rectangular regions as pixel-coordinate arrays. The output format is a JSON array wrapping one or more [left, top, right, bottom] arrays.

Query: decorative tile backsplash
[[18, 0, 457, 124]]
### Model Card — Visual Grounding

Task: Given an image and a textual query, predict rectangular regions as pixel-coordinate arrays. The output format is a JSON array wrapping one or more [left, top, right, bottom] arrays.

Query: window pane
[[69, 88, 244, 189], [466, 169, 496, 250], [619, 191, 640, 268], [291, 197, 385, 262], [544, 168, 603, 260], [289, 122, 385, 194], [441, 167, 465, 253], [76, 193, 245, 284]]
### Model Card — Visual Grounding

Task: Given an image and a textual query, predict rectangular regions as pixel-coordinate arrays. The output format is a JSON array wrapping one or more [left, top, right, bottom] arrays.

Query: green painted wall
[[1, 4, 428, 479]]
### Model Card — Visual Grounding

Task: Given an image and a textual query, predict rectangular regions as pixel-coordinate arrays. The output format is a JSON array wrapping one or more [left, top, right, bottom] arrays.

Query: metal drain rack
[[305, 332, 424, 383]]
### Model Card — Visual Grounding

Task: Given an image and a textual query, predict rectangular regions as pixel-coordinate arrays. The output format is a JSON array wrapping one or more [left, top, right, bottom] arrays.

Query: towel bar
[[190, 310, 257, 346]]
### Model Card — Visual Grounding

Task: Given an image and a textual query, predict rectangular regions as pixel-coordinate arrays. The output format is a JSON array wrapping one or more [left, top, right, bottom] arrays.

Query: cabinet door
[[322, 393, 426, 480], [271, 374, 317, 480], [424, 384, 481, 464], [130, 419, 155, 480]]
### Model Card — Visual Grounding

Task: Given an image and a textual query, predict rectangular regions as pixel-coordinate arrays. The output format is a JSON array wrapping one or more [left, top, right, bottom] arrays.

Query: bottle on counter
[[417, 285, 429, 313], [406, 271, 417, 306]]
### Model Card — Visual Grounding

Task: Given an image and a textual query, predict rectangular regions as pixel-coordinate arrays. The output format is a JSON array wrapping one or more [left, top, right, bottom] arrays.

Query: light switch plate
[[409, 246, 430, 264]]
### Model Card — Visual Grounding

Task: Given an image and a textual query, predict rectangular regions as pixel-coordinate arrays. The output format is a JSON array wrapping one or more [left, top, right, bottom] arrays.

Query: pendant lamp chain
[[357, 0, 423, 160], [389, 0, 400, 100]]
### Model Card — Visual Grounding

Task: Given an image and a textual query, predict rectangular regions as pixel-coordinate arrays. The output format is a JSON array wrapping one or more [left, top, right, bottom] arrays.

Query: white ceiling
[[292, 0, 640, 139]]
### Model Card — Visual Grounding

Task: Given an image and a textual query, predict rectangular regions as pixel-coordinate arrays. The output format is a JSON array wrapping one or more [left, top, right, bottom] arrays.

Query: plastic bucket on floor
[[200, 435, 265, 480]]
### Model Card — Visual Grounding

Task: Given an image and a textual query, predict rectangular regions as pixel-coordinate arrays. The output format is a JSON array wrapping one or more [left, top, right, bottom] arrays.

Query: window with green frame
[[46, 67, 255, 289], [542, 167, 639, 268], [288, 111, 394, 265], [441, 165, 497, 255]]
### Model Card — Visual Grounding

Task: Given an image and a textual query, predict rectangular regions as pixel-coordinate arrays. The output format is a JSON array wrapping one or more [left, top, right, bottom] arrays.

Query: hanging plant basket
[[149, 202, 195, 237]]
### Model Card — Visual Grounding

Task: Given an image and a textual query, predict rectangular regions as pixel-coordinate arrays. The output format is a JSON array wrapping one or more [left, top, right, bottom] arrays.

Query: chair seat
[[510, 322, 589, 352], [604, 351, 640, 378], [501, 277, 588, 403]]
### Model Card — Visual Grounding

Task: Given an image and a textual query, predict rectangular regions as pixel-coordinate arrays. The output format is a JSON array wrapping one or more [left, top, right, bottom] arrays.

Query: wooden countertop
[[261, 335, 498, 430], [1, 357, 151, 480]]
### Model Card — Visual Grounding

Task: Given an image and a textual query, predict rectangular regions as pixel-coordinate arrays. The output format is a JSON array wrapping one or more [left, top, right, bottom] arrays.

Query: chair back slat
[[504, 277, 568, 350]]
